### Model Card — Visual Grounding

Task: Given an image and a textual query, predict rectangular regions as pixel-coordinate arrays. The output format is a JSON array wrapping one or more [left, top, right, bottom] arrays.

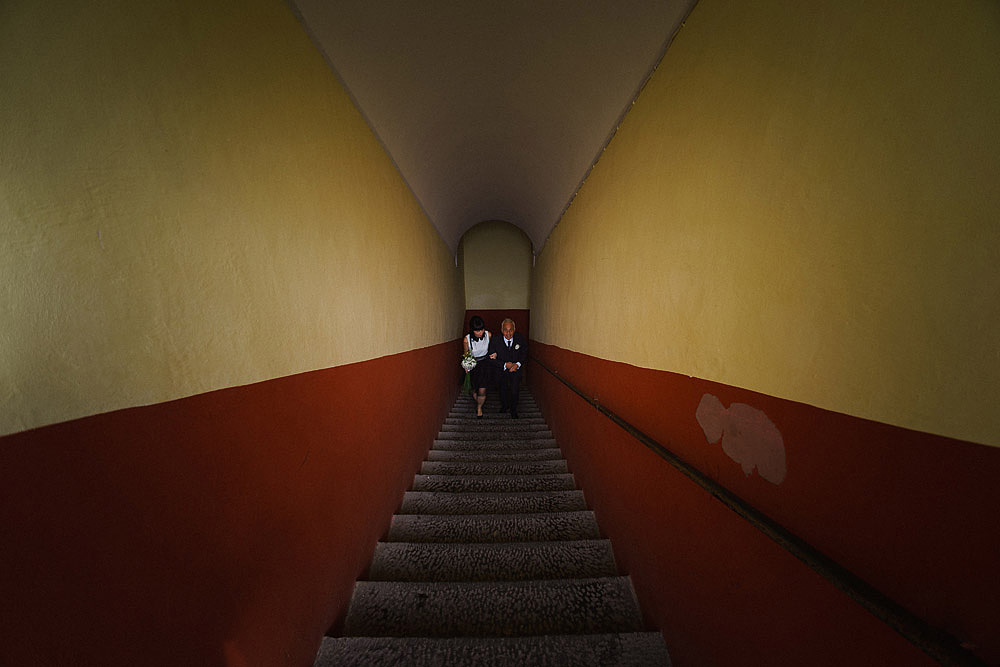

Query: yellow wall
[[532, 0, 1000, 446], [0, 0, 463, 436], [461, 221, 533, 309]]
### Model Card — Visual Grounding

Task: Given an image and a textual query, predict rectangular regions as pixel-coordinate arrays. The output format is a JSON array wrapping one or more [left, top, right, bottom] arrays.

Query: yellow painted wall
[[0, 0, 463, 436], [532, 0, 1000, 446], [461, 220, 533, 309]]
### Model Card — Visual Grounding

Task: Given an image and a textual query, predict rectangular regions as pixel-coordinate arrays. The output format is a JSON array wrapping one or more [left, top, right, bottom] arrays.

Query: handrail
[[530, 354, 986, 667]]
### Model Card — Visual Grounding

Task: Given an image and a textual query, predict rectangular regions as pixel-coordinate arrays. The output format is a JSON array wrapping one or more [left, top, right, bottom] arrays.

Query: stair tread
[[421, 460, 569, 476], [451, 404, 540, 408], [427, 448, 563, 462], [343, 577, 643, 637], [446, 416, 547, 424], [448, 414, 544, 421], [448, 410, 542, 418], [441, 422, 551, 431], [439, 431, 553, 440], [399, 490, 587, 515], [315, 633, 670, 666], [412, 473, 576, 493], [369, 540, 617, 581], [433, 438, 558, 450], [387, 511, 601, 542]]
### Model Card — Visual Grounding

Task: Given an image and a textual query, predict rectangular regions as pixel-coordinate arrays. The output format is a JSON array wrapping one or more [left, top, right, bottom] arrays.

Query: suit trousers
[[498, 368, 521, 411]]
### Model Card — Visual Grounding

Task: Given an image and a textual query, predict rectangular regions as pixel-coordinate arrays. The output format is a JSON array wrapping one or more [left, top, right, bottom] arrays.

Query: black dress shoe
[[498, 404, 508, 413], [510, 409, 519, 419]]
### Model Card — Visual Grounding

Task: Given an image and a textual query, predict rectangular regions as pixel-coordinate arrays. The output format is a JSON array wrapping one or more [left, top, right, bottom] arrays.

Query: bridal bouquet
[[460, 350, 477, 393]]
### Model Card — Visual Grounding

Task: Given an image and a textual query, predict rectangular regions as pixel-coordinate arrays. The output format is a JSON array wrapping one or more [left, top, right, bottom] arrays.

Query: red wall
[[530, 342, 1000, 667], [0, 341, 459, 667]]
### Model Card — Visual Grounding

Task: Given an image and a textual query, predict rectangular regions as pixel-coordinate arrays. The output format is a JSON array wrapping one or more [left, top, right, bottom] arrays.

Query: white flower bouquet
[[460, 350, 477, 393]]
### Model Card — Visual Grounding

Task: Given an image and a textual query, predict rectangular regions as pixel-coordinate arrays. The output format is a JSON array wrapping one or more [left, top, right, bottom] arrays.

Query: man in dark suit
[[489, 318, 527, 418]]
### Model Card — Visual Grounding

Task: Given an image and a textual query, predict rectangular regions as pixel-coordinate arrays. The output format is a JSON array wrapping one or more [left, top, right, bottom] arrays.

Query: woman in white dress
[[463, 315, 496, 418]]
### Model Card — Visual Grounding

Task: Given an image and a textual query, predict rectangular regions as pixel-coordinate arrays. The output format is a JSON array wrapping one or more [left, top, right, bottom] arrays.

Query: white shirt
[[467, 332, 490, 359]]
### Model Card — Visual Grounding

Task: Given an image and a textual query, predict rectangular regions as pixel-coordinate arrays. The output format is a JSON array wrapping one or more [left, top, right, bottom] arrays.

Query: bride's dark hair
[[468, 315, 486, 340]]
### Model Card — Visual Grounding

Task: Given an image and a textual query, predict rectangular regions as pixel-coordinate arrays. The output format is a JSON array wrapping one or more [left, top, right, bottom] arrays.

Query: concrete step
[[411, 473, 575, 493], [445, 416, 547, 425], [399, 490, 587, 515], [426, 448, 563, 462], [453, 397, 537, 407], [453, 403, 540, 413], [432, 438, 558, 451], [436, 430, 554, 441], [420, 460, 569, 476], [453, 403, 539, 413], [387, 511, 601, 543], [440, 422, 551, 433], [315, 633, 671, 667], [368, 540, 618, 581], [455, 395, 537, 405], [342, 577, 644, 637], [454, 400, 537, 408], [447, 411, 544, 420]]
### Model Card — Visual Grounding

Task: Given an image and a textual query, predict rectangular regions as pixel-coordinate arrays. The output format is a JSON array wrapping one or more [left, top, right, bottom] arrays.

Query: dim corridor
[[313, 387, 670, 666]]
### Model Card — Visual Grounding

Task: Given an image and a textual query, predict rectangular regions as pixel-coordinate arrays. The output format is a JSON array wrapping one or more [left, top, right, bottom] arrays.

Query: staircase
[[314, 388, 671, 666]]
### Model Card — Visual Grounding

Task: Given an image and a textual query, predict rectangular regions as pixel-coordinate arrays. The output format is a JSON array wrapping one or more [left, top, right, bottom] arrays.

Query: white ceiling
[[288, 0, 697, 253]]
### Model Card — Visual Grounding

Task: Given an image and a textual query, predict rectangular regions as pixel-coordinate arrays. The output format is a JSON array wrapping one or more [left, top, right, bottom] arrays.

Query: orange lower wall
[[530, 342, 999, 667], [0, 341, 459, 667]]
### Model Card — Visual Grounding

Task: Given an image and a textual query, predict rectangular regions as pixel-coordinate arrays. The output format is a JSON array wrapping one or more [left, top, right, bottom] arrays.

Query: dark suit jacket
[[489, 332, 527, 372]]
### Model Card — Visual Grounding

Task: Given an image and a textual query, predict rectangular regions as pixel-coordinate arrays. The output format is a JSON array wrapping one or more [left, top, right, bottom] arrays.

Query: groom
[[489, 318, 527, 418]]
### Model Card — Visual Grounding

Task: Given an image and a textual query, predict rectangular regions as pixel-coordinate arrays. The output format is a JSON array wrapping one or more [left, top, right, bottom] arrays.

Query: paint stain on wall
[[696, 394, 786, 484]]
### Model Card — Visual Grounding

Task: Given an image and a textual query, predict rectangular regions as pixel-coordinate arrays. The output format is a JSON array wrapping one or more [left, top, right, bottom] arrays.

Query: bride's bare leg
[[476, 388, 486, 416]]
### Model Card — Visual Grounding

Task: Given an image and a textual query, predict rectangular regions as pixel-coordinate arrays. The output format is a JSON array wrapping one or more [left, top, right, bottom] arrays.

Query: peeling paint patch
[[696, 394, 786, 484]]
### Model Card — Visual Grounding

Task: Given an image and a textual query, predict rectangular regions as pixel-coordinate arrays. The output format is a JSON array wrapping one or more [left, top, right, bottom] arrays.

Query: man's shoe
[[510, 409, 519, 419]]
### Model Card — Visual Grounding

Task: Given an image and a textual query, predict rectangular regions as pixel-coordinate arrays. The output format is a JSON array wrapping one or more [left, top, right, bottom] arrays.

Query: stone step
[[439, 428, 551, 439], [386, 511, 601, 543], [451, 401, 539, 409], [398, 490, 587, 515], [448, 405, 543, 419], [368, 540, 617, 581], [453, 400, 538, 408], [446, 416, 544, 424], [315, 633, 671, 667], [426, 448, 564, 462], [436, 430, 554, 441], [420, 460, 569, 476], [455, 395, 536, 405], [432, 438, 558, 451], [343, 577, 644, 637], [453, 398, 537, 407], [453, 403, 539, 413], [445, 416, 547, 425], [411, 473, 575, 493], [440, 422, 551, 433]]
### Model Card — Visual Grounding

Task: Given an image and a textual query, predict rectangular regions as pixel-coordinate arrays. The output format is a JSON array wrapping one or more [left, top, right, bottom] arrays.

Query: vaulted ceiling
[[289, 0, 697, 253]]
